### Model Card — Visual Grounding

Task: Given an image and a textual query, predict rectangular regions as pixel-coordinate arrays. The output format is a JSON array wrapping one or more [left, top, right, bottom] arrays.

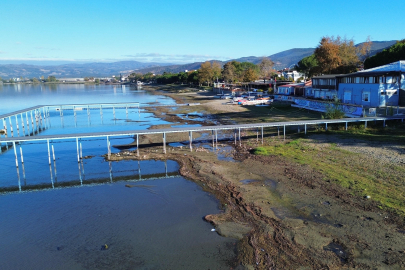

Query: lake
[[0, 84, 237, 269]]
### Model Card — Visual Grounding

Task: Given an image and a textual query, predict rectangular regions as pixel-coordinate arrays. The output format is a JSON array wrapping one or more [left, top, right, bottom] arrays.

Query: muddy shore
[[110, 86, 405, 269]]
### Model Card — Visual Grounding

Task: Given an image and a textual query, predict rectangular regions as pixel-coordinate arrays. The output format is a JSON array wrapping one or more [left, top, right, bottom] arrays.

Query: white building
[[282, 70, 304, 81]]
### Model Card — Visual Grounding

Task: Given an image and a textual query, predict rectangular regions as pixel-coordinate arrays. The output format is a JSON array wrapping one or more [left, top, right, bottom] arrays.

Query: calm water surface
[[0, 84, 237, 269]]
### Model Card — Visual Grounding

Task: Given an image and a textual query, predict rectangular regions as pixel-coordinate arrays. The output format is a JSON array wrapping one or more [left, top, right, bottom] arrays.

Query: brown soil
[[108, 86, 405, 269]]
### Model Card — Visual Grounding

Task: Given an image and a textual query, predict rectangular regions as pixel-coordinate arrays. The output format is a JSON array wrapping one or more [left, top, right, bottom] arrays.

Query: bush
[[323, 98, 345, 119], [253, 147, 268, 155]]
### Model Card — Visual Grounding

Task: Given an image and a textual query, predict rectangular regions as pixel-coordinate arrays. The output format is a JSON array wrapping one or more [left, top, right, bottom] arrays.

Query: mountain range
[[0, 41, 397, 79]]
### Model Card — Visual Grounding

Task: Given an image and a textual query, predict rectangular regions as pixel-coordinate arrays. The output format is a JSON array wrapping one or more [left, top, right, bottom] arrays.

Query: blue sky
[[0, 0, 403, 65]]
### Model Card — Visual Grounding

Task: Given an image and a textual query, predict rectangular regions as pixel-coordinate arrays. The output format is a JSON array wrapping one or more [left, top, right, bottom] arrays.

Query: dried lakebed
[[107, 132, 405, 269], [114, 87, 405, 269]]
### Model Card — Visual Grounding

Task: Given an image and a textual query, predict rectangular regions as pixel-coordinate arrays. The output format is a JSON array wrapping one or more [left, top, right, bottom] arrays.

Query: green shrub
[[323, 98, 345, 119], [253, 147, 268, 155]]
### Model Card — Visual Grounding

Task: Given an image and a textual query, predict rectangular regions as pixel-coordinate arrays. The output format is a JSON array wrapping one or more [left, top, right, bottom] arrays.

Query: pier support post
[[283, 125, 286, 141], [136, 134, 139, 157], [76, 138, 80, 163], [163, 132, 166, 154], [42, 107, 46, 129], [383, 120, 386, 128], [325, 123, 328, 131], [277, 127, 279, 137], [298, 125, 300, 133], [47, 139, 51, 165], [20, 146, 26, 183], [345, 122, 348, 130], [189, 131, 193, 151], [365, 121, 367, 129], [13, 141, 19, 169], [305, 124, 307, 134], [234, 129, 237, 145], [21, 114, 25, 136], [2, 118, 7, 136], [30, 111, 34, 134], [20, 146, 24, 164], [26, 112, 30, 136], [238, 128, 241, 147], [215, 130, 218, 146], [261, 126, 263, 145], [107, 136, 111, 159], [15, 115, 20, 137], [212, 130, 215, 148], [52, 145, 57, 179], [256, 127, 259, 142], [9, 117, 13, 137]]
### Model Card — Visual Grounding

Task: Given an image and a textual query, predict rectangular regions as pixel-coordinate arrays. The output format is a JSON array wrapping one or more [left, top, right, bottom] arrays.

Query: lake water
[[0, 84, 237, 269]]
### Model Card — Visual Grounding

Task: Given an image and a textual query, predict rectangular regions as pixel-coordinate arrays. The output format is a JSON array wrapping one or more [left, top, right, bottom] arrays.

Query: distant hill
[[0, 61, 173, 79], [130, 62, 205, 75], [0, 41, 398, 78], [356, 40, 397, 61]]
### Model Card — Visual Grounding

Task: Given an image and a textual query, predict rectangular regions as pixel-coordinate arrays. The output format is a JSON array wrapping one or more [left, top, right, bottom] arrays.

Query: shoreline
[[111, 85, 405, 269]]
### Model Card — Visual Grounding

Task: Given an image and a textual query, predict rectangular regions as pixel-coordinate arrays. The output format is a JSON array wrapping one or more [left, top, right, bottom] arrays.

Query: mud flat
[[113, 85, 405, 269]]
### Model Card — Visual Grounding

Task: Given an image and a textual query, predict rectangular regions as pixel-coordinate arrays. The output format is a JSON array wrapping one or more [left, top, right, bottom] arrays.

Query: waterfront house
[[276, 83, 305, 95], [311, 74, 342, 100], [336, 61, 405, 107]]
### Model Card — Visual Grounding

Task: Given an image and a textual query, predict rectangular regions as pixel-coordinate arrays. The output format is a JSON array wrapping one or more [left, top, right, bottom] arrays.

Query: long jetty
[[2, 115, 404, 156]]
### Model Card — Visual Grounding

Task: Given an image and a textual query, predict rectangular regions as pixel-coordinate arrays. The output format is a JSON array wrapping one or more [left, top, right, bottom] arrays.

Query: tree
[[46, 76, 57, 82], [211, 61, 222, 83], [295, 54, 319, 78], [187, 71, 198, 85], [32, 78, 39, 83], [364, 39, 405, 69], [178, 72, 188, 84], [314, 36, 342, 74], [222, 62, 236, 83], [338, 37, 359, 73], [258, 57, 274, 82], [357, 35, 372, 61], [95, 78, 100, 84], [314, 36, 361, 74], [198, 61, 216, 86], [243, 68, 259, 82]]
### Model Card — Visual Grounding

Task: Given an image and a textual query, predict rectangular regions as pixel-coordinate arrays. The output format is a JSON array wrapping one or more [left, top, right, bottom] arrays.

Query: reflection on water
[[0, 176, 237, 269], [0, 85, 237, 269]]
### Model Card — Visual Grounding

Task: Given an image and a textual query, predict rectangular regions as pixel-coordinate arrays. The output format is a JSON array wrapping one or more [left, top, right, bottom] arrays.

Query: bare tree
[[258, 57, 274, 82]]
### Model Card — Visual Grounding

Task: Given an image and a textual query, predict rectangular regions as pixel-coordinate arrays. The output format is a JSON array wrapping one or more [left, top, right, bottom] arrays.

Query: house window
[[386, 76, 392, 84], [362, 92, 370, 102]]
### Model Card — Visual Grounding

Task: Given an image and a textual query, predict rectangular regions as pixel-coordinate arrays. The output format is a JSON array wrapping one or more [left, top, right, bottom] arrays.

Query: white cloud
[[121, 53, 231, 63]]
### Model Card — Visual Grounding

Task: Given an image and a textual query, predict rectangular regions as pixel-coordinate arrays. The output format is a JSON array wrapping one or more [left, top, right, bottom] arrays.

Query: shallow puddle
[[240, 179, 259, 185], [323, 242, 348, 263]]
